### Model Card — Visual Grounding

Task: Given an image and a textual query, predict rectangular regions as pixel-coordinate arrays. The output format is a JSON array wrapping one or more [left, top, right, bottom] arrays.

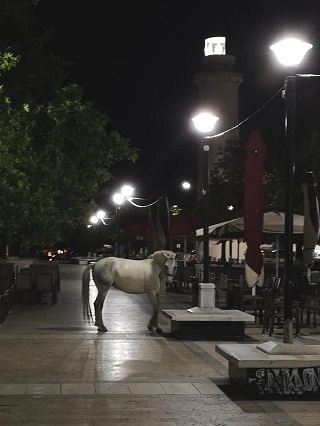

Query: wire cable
[[204, 86, 284, 140], [126, 193, 167, 208]]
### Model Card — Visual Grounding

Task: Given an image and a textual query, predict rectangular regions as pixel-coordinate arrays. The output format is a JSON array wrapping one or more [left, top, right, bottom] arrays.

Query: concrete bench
[[216, 341, 320, 397], [162, 307, 255, 340]]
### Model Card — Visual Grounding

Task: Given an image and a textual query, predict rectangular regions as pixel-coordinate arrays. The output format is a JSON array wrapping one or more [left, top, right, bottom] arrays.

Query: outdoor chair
[[301, 294, 320, 328], [15, 273, 34, 303], [181, 266, 197, 292], [232, 284, 263, 323], [0, 276, 11, 322], [0, 262, 16, 286], [1, 275, 14, 314], [35, 271, 58, 305], [20, 267, 37, 281], [217, 274, 244, 309], [309, 271, 320, 297], [0, 294, 5, 324], [261, 288, 300, 337], [170, 266, 197, 295], [310, 270, 320, 284], [270, 277, 283, 298], [195, 264, 204, 282], [0, 293, 9, 324], [216, 274, 230, 308], [169, 264, 183, 292], [30, 262, 61, 292]]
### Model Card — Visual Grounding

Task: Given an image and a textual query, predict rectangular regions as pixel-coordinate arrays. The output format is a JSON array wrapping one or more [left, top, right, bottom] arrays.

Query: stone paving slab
[[1, 263, 320, 425], [0, 381, 225, 396]]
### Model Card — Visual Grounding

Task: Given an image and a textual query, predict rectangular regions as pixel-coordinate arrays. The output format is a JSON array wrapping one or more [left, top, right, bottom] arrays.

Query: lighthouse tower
[[194, 37, 243, 197]]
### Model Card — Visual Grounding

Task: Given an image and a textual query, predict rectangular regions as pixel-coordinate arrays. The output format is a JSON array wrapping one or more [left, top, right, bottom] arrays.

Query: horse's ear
[[151, 251, 165, 263], [166, 250, 176, 259]]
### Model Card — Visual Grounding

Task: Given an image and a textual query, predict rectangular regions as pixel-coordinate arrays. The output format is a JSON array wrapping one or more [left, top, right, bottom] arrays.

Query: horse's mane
[[148, 250, 176, 260]]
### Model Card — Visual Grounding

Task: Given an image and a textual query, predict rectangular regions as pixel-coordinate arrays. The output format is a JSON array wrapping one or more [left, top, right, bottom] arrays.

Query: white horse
[[82, 250, 177, 333]]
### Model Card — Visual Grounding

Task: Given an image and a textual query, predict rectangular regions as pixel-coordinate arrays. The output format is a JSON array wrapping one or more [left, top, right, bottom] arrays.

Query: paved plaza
[[0, 263, 320, 425]]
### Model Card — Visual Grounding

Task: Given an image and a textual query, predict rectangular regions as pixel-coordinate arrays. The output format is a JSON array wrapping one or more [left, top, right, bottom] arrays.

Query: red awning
[[123, 208, 203, 238], [169, 209, 203, 237], [243, 131, 267, 287]]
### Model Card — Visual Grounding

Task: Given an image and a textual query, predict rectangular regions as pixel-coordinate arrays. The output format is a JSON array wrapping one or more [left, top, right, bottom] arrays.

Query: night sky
[[34, 1, 320, 209]]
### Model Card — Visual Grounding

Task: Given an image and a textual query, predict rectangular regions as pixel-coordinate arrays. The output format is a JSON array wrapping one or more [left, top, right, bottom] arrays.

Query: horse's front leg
[[147, 291, 162, 333], [94, 288, 108, 332]]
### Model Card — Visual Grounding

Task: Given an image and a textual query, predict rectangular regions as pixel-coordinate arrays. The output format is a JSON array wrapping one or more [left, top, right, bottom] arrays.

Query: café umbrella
[[196, 212, 305, 278], [195, 212, 305, 238]]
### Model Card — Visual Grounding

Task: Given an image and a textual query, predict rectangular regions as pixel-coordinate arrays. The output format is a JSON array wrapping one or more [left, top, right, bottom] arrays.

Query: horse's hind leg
[[147, 292, 162, 333], [154, 293, 163, 333], [93, 288, 108, 332]]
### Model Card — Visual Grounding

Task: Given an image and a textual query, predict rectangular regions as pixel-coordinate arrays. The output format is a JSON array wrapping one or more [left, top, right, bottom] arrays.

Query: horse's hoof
[[97, 326, 108, 332], [156, 327, 163, 334], [147, 324, 154, 332]]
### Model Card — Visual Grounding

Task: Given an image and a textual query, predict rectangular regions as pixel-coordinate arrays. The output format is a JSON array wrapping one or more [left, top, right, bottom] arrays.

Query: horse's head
[[154, 250, 177, 284], [149, 250, 177, 275]]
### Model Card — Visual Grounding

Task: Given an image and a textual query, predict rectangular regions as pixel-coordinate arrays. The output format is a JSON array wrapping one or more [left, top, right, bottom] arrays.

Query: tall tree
[[0, 0, 138, 255]]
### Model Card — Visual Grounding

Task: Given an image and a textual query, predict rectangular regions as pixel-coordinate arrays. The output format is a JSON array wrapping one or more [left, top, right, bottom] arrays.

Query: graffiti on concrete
[[248, 367, 320, 395]]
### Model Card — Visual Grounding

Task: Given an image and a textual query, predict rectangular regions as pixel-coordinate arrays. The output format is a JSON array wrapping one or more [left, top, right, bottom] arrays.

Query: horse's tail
[[82, 263, 94, 321]]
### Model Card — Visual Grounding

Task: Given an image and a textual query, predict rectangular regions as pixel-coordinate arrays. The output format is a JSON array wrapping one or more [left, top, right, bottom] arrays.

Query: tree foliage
[[0, 0, 138, 254]]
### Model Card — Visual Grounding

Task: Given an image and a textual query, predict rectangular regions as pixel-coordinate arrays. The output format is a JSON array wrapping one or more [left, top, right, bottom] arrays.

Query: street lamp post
[[270, 38, 313, 343], [202, 141, 210, 283], [112, 185, 135, 258], [191, 112, 219, 284]]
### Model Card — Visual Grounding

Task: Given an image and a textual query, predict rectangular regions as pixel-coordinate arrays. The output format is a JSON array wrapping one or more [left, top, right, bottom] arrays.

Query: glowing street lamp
[[181, 181, 191, 190], [112, 184, 135, 206], [270, 37, 313, 343], [270, 38, 312, 67], [89, 215, 99, 225], [89, 209, 109, 226], [192, 112, 219, 284]]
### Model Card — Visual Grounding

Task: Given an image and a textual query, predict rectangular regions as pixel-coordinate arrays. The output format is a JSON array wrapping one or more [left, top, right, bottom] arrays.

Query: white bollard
[[199, 283, 215, 308]]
